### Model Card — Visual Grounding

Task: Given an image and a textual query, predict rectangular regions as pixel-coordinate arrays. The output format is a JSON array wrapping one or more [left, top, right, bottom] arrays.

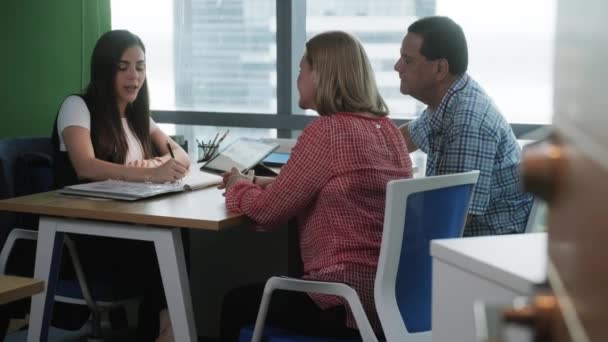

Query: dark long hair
[[84, 30, 155, 164]]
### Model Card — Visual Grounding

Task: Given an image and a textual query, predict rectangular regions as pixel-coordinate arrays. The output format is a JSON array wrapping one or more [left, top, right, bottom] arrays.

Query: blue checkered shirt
[[408, 74, 533, 236]]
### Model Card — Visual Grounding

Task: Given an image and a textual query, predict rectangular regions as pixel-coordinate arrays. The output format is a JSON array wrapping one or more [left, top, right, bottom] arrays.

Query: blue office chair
[[241, 171, 480, 342], [0, 137, 138, 341]]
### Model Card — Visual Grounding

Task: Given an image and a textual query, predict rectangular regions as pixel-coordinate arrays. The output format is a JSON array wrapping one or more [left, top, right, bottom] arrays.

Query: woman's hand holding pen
[[146, 158, 188, 183]]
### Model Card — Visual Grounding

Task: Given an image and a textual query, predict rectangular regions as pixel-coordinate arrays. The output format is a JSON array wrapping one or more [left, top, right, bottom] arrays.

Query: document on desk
[[59, 171, 223, 201]]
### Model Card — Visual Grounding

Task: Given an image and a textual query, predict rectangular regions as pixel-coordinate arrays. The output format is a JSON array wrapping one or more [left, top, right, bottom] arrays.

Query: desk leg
[[154, 228, 197, 342], [28, 218, 64, 342]]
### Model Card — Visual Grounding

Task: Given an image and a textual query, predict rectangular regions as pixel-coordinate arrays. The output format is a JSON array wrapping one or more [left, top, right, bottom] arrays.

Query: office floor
[[4, 321, 218, 342], [4, 322, 136, 341], [5, 331, 217, 342]]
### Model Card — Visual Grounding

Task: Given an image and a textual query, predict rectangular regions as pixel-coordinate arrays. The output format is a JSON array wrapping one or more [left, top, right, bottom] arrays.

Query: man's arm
[[399, 123, 419, 153]]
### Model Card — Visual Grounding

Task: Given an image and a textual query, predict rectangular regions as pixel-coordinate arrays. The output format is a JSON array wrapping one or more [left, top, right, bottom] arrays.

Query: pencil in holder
[[198, 143, 219, 162]]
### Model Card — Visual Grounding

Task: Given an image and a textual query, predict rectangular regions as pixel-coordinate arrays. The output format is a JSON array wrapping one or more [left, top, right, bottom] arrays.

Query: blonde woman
[[216, 31, 413, 340]]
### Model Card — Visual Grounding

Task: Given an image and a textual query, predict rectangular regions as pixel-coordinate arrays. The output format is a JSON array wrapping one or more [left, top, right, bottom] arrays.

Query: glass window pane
[[437, 0, 556, 124], [111, 1, 176, 111], [305, 0, 431, 118], [112, 0, 277, 114], [305, 0, 555, 124]]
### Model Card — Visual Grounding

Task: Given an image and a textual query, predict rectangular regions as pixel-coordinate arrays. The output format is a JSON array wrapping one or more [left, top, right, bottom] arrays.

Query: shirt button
[[375, 124, 381, 128]]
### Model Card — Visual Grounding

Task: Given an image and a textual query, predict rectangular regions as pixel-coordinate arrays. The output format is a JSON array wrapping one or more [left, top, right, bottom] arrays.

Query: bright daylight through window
[[112, 0, 556, 125]]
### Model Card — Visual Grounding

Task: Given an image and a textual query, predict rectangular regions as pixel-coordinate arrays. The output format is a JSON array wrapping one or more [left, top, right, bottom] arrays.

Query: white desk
[[430, 233, 547, 342]]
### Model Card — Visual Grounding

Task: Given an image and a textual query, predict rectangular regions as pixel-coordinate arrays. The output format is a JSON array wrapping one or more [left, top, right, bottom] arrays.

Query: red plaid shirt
[[226, 112, 412, 332]]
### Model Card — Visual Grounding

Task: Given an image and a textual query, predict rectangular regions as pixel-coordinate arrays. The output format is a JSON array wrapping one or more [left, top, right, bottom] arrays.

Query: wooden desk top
[[0, 187, 245, 231], [0, 275, 44, 305]]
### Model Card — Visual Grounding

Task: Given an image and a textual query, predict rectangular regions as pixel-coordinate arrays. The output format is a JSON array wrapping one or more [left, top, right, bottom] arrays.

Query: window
[[306, 0, 556, 124], [437, 0, 556, 124], [112, 1, 176, 110], [305, 0, 434, 118], [112, 0, 555, 139], [112, 0, 277, 114]]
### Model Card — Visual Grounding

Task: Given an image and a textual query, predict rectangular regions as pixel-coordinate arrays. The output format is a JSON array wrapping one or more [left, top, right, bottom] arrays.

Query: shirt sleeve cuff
[[225, 179, 261, 212]]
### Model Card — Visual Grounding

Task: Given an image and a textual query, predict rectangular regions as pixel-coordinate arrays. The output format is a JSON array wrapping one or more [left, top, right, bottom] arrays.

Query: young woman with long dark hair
[[52, 30, 188, 341]]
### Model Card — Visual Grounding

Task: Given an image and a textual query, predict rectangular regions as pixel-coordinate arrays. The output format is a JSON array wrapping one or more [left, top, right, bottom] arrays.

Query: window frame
[[151, 0, 548, 139]]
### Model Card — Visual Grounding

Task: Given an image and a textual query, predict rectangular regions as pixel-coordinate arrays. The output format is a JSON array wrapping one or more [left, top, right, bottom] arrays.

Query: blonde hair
[[305, 31, 388, 117]]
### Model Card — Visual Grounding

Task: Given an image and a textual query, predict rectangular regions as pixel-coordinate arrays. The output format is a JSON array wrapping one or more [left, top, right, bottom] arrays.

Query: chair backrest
[[375, 171, 480, 341], [0, 137, 54, 242], [0, 137, 53, 197]]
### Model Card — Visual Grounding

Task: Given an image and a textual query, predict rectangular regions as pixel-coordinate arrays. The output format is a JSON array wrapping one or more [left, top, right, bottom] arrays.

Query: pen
[[217, 130, 230, 144], [167, 141, 175, 159], [204, 139, 213, 160], [210, 132, 220, 148]]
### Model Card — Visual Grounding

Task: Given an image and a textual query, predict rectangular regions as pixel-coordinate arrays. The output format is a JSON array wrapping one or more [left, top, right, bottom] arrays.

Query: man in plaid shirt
[[395, 16, 533, 236]]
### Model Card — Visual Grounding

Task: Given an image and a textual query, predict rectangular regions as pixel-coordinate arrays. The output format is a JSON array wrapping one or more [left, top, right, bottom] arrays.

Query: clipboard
[[199, 137, 280, 174]]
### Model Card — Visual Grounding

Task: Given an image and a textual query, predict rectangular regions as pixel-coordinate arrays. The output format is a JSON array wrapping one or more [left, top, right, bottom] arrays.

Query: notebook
[[59, 170, 223, 201]]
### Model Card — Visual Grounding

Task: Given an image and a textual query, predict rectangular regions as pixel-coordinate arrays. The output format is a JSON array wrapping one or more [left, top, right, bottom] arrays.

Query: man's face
[[394, 33, 437, 101]]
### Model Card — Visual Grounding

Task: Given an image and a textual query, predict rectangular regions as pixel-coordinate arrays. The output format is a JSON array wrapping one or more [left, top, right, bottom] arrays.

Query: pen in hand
[[167, 141, 175, 159]]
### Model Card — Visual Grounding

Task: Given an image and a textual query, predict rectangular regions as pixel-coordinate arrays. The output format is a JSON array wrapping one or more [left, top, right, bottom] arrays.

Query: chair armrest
[[251, 276, 378, 342], [0, 228, 37, 274]]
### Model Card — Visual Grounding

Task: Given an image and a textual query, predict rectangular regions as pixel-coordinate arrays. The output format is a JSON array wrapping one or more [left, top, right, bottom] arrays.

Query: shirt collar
[[428, 73, 469, 133]]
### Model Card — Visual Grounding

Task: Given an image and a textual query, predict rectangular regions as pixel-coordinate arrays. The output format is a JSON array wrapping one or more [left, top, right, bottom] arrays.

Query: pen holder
[[198, 143, 219, 162]]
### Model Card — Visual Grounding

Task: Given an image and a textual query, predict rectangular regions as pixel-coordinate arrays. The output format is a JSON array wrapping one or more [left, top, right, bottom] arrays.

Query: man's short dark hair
[[408, 16, 468, 75]]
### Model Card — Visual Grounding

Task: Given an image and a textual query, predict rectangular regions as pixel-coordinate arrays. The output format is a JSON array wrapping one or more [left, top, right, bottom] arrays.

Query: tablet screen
[[262, 152, 290, 166], [200, 138, 279, 174]]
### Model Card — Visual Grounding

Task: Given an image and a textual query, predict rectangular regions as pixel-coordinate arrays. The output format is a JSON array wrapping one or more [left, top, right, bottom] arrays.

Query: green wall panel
[[0, 0, 110, 138]]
